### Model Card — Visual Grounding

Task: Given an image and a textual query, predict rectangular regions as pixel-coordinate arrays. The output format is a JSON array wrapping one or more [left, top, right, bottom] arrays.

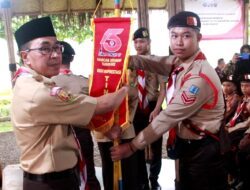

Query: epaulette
[[43, 77, 56, 88], [78, 75, 88, 80], [32, 73, 43, 82]]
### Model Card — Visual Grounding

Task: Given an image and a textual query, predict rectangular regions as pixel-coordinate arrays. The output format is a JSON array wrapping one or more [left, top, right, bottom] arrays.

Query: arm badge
[[50, 86, 73, 102], [181, 85, 199, 105]]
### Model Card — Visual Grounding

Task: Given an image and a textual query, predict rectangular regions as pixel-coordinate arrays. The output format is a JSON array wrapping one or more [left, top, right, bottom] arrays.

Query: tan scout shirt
[[129, 70, 167, 102], [52, 74, 136, 142], [128, 50, 225, 149], [11, 68, 97, 174], [52, 74, 89, 95]]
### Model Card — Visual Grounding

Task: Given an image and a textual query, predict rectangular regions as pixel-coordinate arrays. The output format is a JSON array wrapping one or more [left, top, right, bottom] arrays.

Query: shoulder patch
[[50, 87, 74, 102], [189, 85, 200, 95]]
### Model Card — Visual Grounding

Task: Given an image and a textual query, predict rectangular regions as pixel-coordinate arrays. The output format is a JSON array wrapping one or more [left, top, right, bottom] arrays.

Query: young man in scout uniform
[[221, 75, 240, 123], [131, 27, 166, 190], [111, 11, 229, 190], [52, 41, 101, 190], [12, 17, 128, 190], [220, 74, 240, 187]]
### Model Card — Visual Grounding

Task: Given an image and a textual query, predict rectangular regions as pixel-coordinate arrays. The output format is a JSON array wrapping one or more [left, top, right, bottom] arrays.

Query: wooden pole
[[1, 0, 16, 88], [114, 0, 121, 17], [113, 1, 122, 190], [168, 0, 184, 18], [95, 0, 103, 18], [137, 0, 149, 28]]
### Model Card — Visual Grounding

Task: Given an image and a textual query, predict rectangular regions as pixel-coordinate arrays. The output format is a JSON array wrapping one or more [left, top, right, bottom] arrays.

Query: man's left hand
[[104, 125, 122, 140]]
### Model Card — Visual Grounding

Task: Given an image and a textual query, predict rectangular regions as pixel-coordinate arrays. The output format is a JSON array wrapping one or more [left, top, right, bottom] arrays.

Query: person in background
[[223, 53, 239, 78], [111, 11, 229, 190], [52, 41, 101, 190], [238, 124, 250, 190], [215, 58, 226, 81], [221, 75, 240, 123], [233, 44, 250, 83], [240, 44, 250, 54], [220, 74, 241, 188], [226, 71, 250, 190], [131, 27, 166, 190], [223, 44, 250, 81], [12, 17, 128, 190]]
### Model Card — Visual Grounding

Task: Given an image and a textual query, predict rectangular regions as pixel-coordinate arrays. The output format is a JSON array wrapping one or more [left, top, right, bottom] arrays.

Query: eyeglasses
[[25, 45, 64, 55]]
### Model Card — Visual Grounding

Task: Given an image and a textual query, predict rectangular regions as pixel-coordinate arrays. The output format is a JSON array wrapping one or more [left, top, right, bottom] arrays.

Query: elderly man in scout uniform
[[12, 17, 128, 190], [131, 27, 166, 190], [52, 41, 101, 190], [111, 11, 229, 190]]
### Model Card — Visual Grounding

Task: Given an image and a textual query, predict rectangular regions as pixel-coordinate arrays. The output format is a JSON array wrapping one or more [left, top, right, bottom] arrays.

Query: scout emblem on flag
[[89, 17, 133, 132]]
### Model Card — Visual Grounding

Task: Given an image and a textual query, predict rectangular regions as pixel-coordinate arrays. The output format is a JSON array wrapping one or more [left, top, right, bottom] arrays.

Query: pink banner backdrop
[[185, 0, 244, 40]]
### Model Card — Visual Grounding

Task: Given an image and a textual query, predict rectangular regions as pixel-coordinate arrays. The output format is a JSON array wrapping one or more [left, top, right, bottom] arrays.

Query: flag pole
[[114, 0, 121, 17], [113, 1, 123, 190]]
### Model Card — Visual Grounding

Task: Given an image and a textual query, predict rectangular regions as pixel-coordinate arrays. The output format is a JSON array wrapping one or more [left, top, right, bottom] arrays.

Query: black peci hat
[[167, 11, 201, 31], [133, 27, 150, 40], [14, 17, 56, 50]]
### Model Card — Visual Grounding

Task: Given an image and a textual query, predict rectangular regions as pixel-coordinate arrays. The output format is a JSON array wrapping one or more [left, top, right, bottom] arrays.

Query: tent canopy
[[7, 0, 168, 16]]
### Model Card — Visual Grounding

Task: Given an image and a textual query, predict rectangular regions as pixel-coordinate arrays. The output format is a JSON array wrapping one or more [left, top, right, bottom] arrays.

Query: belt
[[23, 167, 77, 182]]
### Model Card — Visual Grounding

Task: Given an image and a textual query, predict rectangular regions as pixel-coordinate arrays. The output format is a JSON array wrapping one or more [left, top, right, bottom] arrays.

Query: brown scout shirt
[[129, 70, 167, 102], [128, 50, 225, 150], [228, 97, 250, 133], [11, 68, 97, 174]]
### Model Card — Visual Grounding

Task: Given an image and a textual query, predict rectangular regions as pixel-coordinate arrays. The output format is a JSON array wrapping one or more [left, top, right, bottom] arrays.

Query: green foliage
[[0, 106, 10, 117], [0, 90, 11, 117], [0, 99, 11, 117], [0, 122, 12, 132], [51, 14, 93, 42], [0, 18, 4, 38], [0, 99, 10, 106], [0, 13, 93, 43]]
